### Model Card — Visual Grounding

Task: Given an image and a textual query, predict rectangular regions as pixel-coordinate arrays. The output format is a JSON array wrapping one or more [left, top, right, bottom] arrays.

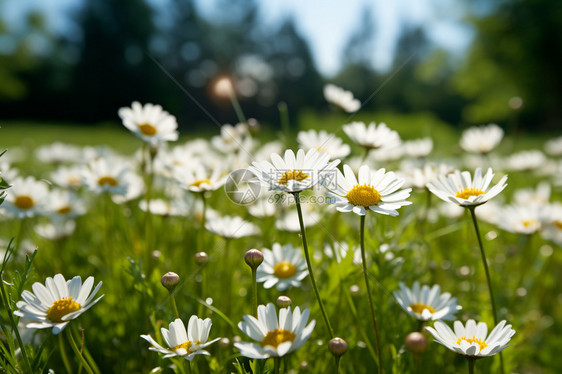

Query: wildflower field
[[1, 100, 561, 374]]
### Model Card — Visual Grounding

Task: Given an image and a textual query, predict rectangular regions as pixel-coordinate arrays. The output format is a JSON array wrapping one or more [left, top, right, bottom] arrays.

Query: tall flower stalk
[[360, 215, 382, 373], [293, 191, 335, 338]]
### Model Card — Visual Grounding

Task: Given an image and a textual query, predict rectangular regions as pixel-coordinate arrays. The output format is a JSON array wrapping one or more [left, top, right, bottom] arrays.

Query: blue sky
[[1, 0, 473, 76]]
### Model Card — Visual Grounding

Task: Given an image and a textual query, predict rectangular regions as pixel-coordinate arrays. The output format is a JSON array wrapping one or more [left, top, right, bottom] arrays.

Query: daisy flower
[[211, 123, 254, 154], [297, 129, 351, 160], [205, 215, 259, 239], [82, 157, 136, 196], [172, 163, 226, 193], [50, 165, 85, 190], [118, 101, 178, 146], [141, 316, 219, 361], [323, 84, 361, 113], [326, 164, 412, 216], [403, 137, 433, 158], [425, 319, 515, 357], [541, 202, 562, 245], [512, 182, 551, 206], [45, 189, 87, 220], [393, 282, 461, 322], [275, 209, 320, 232], [3, 176, 49, 218], [459, 124, 504, 154], [35, 221, 76, 240], [234, 303, 315, 359], [427, 168, 507, 207], [247, 149, 340, 193], [496, 204, 542, 235], [257, 243, 308, 291], [35, 142, 81, 164], [14, 274, 103, 334], [504, 150, 546, 171], [139, 198, 189, 217], [342, 121, 401, 151]]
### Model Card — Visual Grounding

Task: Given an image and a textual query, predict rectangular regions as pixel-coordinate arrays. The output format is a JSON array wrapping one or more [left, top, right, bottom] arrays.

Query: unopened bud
[[244, 249, 264, 270], [247, 118, 260, 134], [276, 295, 292, 308], [405, 332, 428, 354], [328, 337, 348, 357], [194, 252, 208, 265], [299, 362, 309, 371], [160, 272, 180, 292]]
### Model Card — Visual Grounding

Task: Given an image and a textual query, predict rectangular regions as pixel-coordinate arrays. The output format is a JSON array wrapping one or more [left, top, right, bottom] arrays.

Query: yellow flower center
[[278, 170, 309, 185], [273, 261, 297, 279], [57, 206, 72, 215], [260, 328, 296, 348], [554, 220, 562, 230], [346, 184, 381, 207], [456, 336, 488, 351], [46, 297, 81, 323], [456, 188, 486, 200], [14, 195, 34, 210], [97, 176, 118, 186], [522, 219, 538, 228], [190, 179, 211, 188], [409, 302, 436, 315], [172, 340, 200, 355], [138, 123, 157, 136]]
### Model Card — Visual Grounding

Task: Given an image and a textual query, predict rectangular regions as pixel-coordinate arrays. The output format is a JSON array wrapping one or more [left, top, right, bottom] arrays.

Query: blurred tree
[[454, 0, 562, 130]]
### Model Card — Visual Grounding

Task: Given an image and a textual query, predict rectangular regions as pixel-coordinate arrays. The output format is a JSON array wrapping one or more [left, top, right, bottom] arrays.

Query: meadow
[[0, 103, 561, 374]]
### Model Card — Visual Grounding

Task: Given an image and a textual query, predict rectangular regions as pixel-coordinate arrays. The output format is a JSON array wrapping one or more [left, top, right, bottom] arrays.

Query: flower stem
[[292, 192, 335, 338], [273, 357, 281, 374], [468, 207, 504, 374], [335, 356, 341, 374], [468, 358, 475, 374], [65, 328, 94, 374], [59, 333, 72, 374], [229, 90, 247, 125], [359, 215, 382, 374], [143, 144, 155, 266], [252, 267, 258, 317], [199, 193, 207, 249], [171, 292, 180, 319]]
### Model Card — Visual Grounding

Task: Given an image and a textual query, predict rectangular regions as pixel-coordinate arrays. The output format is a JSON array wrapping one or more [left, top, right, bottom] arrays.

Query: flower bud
[[276, 295, 292, 308], [194, 252, 208, 265], [160, 272, 180, 292], [349, 284, 360, 296], [328, 337, 348, 357], [219, 337, 230, 348], [405, 332, 428, 354], [299, 362, 309, 371], [244, 249, 264, 270]]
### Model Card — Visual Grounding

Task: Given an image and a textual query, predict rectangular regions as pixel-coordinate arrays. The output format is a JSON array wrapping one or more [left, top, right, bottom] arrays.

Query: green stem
[[335, 356, 341, 374], [14, 218, 27, 252], [273, 357, 280, 374], [223, 239, 232, 315], [144, 144, 155, 264], [468, 358, 475, 374], [360, 215, 382, 374], [292, 192, 335, 338], [468, 207, 504, 374], [252, 268, 258, 317], [66, 328, 94, 374], [171, 292, 180, 319], [199, 194, 207, 249], [59, 333, 72, 374]]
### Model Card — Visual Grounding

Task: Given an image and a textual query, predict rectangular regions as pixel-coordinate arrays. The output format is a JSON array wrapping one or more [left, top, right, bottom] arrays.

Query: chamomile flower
[[343, 121, 401, 151], [541, 202, 562, 245], [139, 198, 189, 217], [326, 164, 412, 216], [323, 84, 361, 113], [512, 182, 551, 206], [211, 123, 254, 154], [275, 209, 320, 232], [141, 316, 219, 361], [35, 142, 81, 164], [50, 165, 85, 190], [3, 176, 49, 218], [425, 319, 515, 357], [82, 157, 135, 195], [234, 303, 315, 359], [247, 149, 339, 193], [35, 221, 76, 240], [496, 204, 542, 235], [393, 282, 461, 322], [172, 163, 226, 193], [545, 136, 562, 156], [118, 101, 178, 146], [45, 189, 87, 220], [504, 150, 547, 171], [297, 129, 351, 160], [403, 137, 433, 158], [257, 243, 308, 291], [14, 274, 103, 335], [205, 215, 259, 239], [459, 124, 504, 154], [427, 168, 507, 207]]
